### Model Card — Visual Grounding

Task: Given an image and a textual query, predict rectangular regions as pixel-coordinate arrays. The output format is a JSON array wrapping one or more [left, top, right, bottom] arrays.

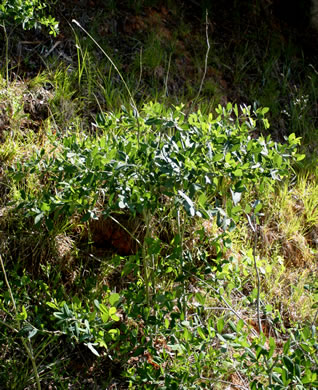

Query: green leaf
[[261, 107, 269, 115], [245, 348, 256, 360], [272, 373, 284, 385], [302, 370, 314, 384], [109, 307, 116, 316], [74, 322, 79, 338], [178, 190, 195, 217], [110, 313, 120, 321], [223, 333, 236, 340], [213, 153, 224, 162], [101, 312, 109, 323], [40, 202, 51, 212], [145, 117, 163, 126], [274, 154, 283, 167], [19, 324, 37, 338], [283, 338, 291, 355], [254, 202, 262, 213], [245, 204, 251, 213], [247, 139, 254, 151], [236, 319, 244, 333], [281, 368, 289, 386], [233, 169, 243, 177], [183, 328, 191, 341], [109, 293, 120, 306], [217, 318, 224, 334], [46, 301, 59, 310], [296, 154, 305, 161], [195, 292, 205, 305], [300, 342, 311, 352], [34, 212, 44, 225], [198, 192, 207, 207], [18, 305, 28, 321], [265, 304, 273, 313], [268, 337, 276, 359], [233, 104, 238, 117], [28, 327, 38, 339], [288, 133, 296, 142], [197, 327, 206, 340], [99, 303, 109, 315], [108, 329, 119, 337], [283, 356, 294, 373]]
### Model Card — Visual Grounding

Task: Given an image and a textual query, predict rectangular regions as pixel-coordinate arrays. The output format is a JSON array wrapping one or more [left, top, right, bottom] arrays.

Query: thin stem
[[72, 20, 141, 146], [0, 254, 17, 313], [252, 220, 262, 334], [186, 10, 210, 117], [136, 47, 143, 92], [194, 10, 210, 103], [1, 24, 9, 86], [0, 318, 18, 333], [248, 211, 273, 387], [177, 208, 187, 318], [109, 215, 142, 247], [22, 338, 41, 390], [142, 210, 151, 306], [191, 272, 257, 336], [312, 307, 318, 327], [0, 254, 41, 390], [163, 52, 172, 97]]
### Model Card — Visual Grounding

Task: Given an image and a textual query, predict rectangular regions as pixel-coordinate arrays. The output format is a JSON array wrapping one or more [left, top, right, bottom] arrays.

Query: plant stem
[[0, 254, 16, 313], [192, 273, 257, 336], [0, 254, 41, 390], [163, 52, 172, 97], [186, 10, 210, 117], [1, 24, 9, 86], [177, 208, 187, 318], [0, 318, 18, 333], [72, 19, 141, 146], [22, 338, 41, 390], [252, 219, 262, 334], [142, 210, 151, 306], [312, 307, 318, 327], [136, 47, 143, 92], [109, 215, 142, 247], [249, 214, 273, 387]]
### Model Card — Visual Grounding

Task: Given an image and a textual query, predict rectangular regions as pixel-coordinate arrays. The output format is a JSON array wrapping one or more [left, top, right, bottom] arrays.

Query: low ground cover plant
[[2, 99, 317, 388], [1, 1, 318, 388]]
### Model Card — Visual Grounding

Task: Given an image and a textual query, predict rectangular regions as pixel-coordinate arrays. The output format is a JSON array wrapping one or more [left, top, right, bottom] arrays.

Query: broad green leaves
[[10, 102, 302, 234], [0, 0, 59, 35], [50, 293, 121, 356]]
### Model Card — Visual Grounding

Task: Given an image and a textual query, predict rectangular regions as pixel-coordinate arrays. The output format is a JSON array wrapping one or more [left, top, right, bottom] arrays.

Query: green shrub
[[0, 0, 58, 35]]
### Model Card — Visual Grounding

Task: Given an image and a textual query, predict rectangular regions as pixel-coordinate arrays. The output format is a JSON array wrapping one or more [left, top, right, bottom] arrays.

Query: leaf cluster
[[0, 0, 59, 35], [10, 102, 303, 233]]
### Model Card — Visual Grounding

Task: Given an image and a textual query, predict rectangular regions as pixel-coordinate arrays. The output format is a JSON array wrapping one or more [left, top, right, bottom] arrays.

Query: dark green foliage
[[3, 102, 314, 388], [1, 2, 317, 386], [0, 0, 58, 35], [10, 103, 302, 231]]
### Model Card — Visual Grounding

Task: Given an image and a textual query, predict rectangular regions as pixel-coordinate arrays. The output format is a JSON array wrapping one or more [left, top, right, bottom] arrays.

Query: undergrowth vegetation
[[1, 1, 318, 389]]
